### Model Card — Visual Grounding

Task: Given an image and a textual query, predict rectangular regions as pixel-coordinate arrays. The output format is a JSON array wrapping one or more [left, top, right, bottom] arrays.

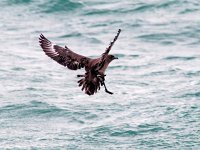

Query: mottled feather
[[39, 34, 90, 70]]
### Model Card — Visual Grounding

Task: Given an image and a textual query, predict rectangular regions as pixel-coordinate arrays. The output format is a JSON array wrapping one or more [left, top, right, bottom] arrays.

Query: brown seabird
[[39, 29, 121, 95]]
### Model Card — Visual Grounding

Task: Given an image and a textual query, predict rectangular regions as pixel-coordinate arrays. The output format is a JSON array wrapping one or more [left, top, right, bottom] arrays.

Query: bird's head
[[107, 55, 118, 62]]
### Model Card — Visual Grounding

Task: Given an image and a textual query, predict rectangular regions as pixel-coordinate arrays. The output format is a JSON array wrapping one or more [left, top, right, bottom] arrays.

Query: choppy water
[[0, 0, 200, 149]]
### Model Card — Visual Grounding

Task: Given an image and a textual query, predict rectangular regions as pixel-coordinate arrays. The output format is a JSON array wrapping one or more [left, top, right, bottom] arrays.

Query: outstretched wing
[[101, 29, 121, 58], [39, 34, 90, 70], [95, 29, 121, 70]]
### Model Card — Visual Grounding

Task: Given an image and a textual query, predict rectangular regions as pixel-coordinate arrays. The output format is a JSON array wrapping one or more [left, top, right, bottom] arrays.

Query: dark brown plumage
[[39, 29, 121, 95]]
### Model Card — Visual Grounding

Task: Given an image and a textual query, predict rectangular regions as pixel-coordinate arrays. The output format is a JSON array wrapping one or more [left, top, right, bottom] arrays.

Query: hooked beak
[[113, 56, 118, 60]]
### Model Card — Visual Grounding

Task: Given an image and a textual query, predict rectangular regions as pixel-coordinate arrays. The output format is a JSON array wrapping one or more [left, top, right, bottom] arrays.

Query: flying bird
[[39, 29, 121, 95]]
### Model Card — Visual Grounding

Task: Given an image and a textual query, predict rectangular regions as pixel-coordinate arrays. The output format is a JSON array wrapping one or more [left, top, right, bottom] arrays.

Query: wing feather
[[94, 29, 121, 71], [102, 29, 121, 58], [39, 34, 90, 70]]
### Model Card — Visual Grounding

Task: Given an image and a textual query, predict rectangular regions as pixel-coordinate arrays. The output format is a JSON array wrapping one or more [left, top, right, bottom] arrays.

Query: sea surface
[[0, 0, 200, 149]]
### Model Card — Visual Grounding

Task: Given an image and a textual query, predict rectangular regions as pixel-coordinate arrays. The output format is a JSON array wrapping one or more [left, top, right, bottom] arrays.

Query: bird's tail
[[78, 73, 102, 95]]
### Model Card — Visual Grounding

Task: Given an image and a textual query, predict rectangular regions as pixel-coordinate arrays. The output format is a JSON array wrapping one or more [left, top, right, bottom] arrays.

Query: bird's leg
[[102, 81, 113, 95], [97, 73, 106, 86], [96, 73, 113, 94]]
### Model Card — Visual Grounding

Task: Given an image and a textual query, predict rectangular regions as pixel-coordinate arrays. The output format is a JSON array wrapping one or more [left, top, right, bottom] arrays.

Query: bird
[[39, 29, 121, 95]]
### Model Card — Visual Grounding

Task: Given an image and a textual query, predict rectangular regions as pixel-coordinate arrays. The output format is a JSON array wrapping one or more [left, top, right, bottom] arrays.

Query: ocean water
[[0, 0, 200, 149]]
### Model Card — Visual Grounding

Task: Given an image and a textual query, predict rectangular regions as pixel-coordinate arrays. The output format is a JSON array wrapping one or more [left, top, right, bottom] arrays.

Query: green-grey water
[[0, 0, 200, 149]]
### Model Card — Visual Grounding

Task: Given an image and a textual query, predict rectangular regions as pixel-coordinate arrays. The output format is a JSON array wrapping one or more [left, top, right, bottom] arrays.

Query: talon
[[102, 81, 113, 95], [105, 89, 113, 95]]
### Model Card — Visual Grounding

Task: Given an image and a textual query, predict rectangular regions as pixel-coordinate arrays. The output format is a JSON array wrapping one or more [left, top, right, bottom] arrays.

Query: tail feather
[[77, 76, 101, 95]]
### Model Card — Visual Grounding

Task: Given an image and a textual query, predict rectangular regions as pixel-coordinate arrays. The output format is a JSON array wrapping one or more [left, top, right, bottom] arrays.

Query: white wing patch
[[39, 34, 59, 58], [44, 43, 59, 57]]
